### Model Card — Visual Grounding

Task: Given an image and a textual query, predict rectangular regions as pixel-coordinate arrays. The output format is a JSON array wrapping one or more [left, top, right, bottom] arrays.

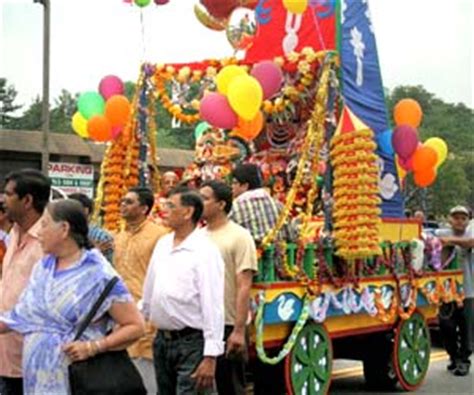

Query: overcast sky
[[1, 0, 472, 109]]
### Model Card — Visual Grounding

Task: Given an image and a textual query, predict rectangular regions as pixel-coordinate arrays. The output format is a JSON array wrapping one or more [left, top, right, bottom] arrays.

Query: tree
[[50, 89, 78, 133], [12, 96, 43, 131], [0, 78, 22, 129]]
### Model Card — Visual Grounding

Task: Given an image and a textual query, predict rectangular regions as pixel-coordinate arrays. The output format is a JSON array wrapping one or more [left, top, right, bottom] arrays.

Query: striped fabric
[[230, 188, 295, 244]]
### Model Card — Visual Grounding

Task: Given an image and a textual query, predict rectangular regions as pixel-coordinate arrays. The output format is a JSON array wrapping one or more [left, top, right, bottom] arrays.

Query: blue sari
[[0, 249, 132, 394]]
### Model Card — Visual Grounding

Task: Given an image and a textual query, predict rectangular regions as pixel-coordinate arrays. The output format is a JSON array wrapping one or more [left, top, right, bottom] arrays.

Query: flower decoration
[[330, 105, 382, 261]]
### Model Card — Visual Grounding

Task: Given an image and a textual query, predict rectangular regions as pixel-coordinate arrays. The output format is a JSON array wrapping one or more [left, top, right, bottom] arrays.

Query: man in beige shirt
[[200, 180, 258, 395], [0, 169, 51, 395], [114, 186, 167, 394]]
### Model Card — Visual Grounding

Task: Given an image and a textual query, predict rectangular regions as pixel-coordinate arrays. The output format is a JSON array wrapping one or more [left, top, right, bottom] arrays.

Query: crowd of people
[[0, 165, 472, 395], [0, 164, 285, 395]]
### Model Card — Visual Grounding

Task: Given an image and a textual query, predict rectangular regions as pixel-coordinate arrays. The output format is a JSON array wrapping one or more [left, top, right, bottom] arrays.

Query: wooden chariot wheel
[[285, 322, 333, 395], [393, 311, 431, 391]]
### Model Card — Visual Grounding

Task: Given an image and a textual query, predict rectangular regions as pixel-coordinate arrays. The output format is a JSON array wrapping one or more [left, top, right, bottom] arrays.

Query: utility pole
[[34, 0, 50, 176]]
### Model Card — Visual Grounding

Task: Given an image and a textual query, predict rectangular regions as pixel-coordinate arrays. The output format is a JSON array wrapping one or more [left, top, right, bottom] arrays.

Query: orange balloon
[[413, 167, 436, 188], [411, 145, 438, 172], [234, 111, 264, 141], [87, 115, 112, 142], [105, 95, 131, 127], [394, 98, 423, 128]]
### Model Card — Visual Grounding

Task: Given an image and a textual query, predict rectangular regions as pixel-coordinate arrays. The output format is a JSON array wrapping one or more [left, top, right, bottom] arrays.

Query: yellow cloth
[[205, 221, 258, 325], [114, 220, 168, 359]]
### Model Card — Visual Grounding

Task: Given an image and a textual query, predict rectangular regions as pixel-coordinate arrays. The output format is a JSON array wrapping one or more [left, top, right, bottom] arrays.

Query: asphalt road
[[330, 351, 473, 395]]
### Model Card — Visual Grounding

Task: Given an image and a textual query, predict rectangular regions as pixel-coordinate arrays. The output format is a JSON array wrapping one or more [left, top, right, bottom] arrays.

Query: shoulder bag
[[68, 277, 146, 395]]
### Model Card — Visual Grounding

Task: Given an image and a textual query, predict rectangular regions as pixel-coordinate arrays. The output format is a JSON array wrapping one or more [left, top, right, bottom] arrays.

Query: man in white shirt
[[200, 180, 258, 395], [143, 187, 225, 394]]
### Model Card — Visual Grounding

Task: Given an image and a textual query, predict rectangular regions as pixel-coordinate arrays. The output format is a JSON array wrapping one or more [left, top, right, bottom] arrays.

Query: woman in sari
[[0, 199, 145, 394]]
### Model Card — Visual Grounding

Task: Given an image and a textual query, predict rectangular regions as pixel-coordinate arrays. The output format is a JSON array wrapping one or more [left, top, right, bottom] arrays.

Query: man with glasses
[[114, 187, 167, 394], [143, 187, 225, 394]]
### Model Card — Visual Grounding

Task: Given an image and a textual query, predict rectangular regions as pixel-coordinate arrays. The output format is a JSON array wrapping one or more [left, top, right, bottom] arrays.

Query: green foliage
[[0, 78, 22, 129], [386, 85, 474, 216], [50, 90, 78, 133], [13, 96, 43, 130]]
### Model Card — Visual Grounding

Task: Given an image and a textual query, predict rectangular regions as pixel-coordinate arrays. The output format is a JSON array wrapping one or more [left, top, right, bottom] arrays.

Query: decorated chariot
[[72, 1, 463, 394]]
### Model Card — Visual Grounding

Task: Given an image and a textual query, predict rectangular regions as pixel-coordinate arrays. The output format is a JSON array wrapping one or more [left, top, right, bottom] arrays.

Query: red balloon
[[111, 126, 123, 139], [414, 168, 436, 188], [200, 0, 239, 19], [411, 146, 438, 172], [397, 156, 413, 172]]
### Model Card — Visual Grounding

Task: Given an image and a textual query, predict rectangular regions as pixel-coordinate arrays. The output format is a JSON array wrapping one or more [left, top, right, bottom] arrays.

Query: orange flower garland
[[151, 49, 337, 124], [330, 107, 382, 261]]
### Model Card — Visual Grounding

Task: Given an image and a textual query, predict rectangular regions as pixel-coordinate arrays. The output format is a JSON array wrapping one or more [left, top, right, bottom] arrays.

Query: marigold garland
[[330, 109, 382, 261], [95, 71, 144, 231], [151, 49, 337, 124]]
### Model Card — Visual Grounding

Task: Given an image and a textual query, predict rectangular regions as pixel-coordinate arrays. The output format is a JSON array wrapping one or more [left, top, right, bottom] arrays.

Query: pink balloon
[[251, 61, 283, 100], [99, 75, 124, 100], [200, 93, 238, 129], [154, 0, 169, 4], [111, 126, 123, 139], [391, 125, 419, 160]]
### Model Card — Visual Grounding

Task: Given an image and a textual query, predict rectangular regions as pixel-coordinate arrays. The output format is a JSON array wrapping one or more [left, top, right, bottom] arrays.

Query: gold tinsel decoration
[[330, 106, 382, 261]]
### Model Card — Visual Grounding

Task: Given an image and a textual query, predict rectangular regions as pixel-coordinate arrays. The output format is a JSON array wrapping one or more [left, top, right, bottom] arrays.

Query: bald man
[[161, 171, 179, 197]]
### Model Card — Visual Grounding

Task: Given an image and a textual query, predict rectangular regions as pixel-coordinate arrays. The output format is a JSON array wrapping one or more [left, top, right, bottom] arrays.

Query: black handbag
[[68, 277, 147, 395]]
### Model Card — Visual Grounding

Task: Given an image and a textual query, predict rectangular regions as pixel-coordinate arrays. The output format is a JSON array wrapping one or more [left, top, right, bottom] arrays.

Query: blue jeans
[[153, 330, 211, 395]]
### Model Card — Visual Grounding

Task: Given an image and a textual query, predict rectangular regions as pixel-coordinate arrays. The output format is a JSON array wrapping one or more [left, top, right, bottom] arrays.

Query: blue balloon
[[377, 129, 394, 156]]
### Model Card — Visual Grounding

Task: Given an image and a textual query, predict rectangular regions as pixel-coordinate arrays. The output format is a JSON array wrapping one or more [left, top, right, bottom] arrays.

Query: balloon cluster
[[123, 0, 170, 7], [377, 98, 448, 188], [199, 61, 283, 142], [72, 75, 131, 142], [194, 1, 258, 50]]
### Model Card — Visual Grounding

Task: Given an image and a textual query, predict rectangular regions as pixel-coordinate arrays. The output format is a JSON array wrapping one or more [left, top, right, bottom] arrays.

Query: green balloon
[[316, 176, 324, 187], [78, 92, 105, 120], [194, 122, 210, 140], [134, 0, 151, 7]]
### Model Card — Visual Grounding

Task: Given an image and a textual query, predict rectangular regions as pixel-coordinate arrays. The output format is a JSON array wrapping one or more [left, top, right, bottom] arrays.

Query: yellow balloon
[[424, 137, 448, 168], [228, 75, 263, 121], [72, 112, 89, 138], [283, 0, 308, 14], [216, 65, 246, 95], [395, 155, 407, 181]]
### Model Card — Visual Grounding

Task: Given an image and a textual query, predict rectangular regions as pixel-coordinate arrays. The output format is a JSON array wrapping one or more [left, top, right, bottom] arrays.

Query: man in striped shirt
[[230, 163, 294, 245]]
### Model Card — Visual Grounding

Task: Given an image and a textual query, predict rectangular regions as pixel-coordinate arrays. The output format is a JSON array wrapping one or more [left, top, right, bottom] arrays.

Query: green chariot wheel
[[393, 311, 431, 391], [285, 322, 333, 395]]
